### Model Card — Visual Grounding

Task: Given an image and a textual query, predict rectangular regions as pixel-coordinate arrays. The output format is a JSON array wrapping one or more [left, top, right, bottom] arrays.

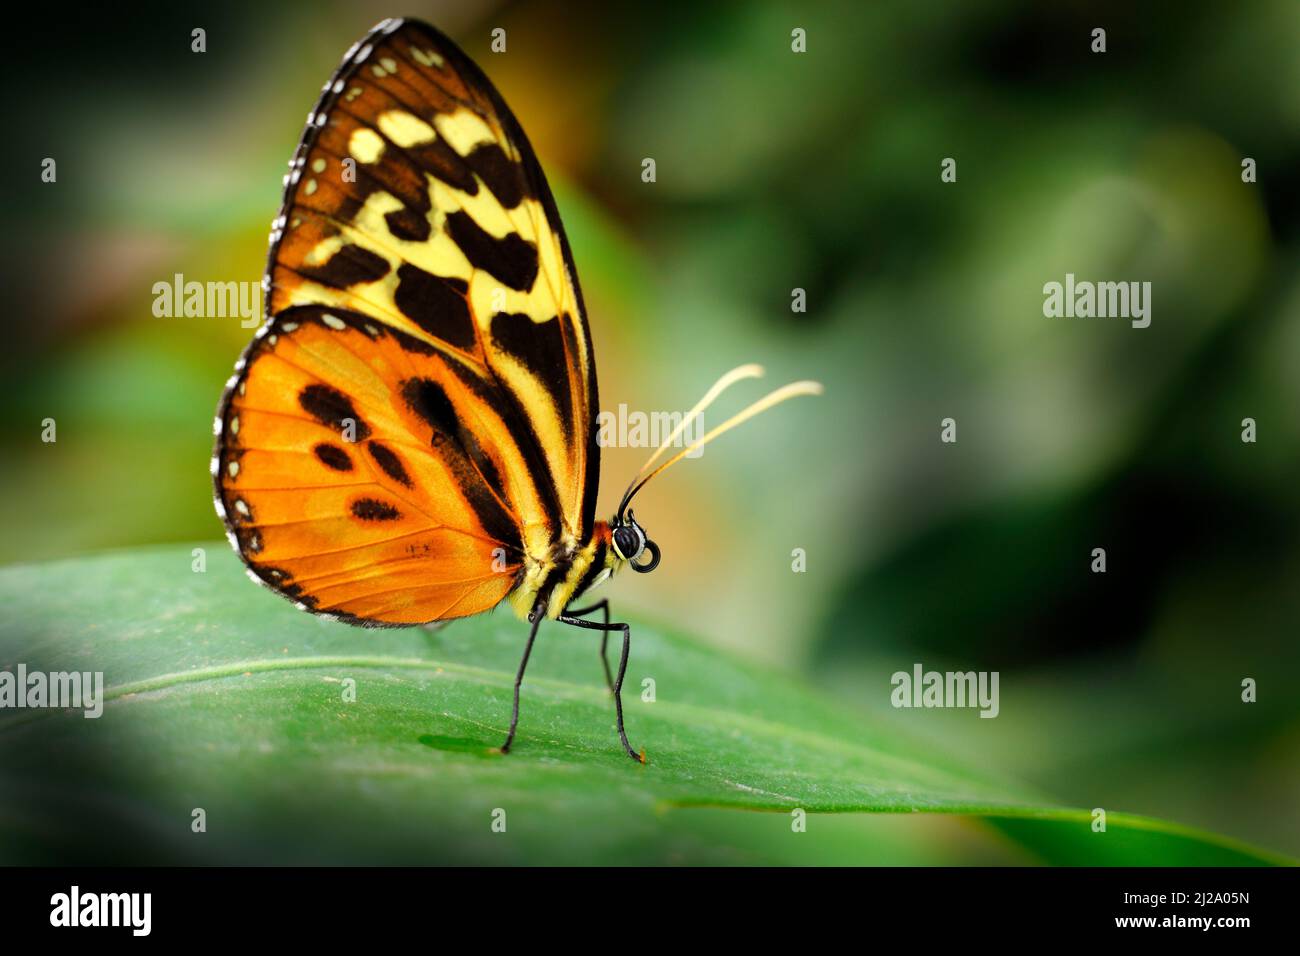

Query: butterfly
[[212, 17, 820, 762]]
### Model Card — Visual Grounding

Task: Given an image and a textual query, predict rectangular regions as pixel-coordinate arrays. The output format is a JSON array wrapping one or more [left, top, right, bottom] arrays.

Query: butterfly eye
[[612, 524, 644, 562]]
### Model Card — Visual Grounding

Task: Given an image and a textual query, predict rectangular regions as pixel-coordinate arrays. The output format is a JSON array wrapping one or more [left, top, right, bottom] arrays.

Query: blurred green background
[[1, 0, 1297, 861]]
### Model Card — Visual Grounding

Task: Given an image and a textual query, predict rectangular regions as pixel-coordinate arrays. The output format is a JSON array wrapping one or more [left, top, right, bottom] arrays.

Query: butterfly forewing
[[214, 18, 599, 625]]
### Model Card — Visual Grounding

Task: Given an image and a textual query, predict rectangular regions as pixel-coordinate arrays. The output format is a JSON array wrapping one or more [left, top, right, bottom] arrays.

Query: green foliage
[[0, 547, 1284, 865]]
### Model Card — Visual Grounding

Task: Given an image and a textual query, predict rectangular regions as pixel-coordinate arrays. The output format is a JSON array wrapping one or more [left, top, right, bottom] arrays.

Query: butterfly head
[[609, 510, 661, 574]]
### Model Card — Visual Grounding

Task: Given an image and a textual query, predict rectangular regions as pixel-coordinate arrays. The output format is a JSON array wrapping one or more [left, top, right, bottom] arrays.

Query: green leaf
[[0, 546, 1286, 865]]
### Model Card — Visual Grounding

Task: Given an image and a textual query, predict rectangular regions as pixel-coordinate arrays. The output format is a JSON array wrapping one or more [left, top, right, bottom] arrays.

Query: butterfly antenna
[[628, 363, 765, 487], [616, 378, 823, 519]]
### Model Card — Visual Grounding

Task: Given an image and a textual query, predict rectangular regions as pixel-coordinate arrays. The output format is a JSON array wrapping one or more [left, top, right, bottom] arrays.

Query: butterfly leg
[[558, 612, 644, 763], [564, 599, 613, 692], [500, 601, 545, 755]]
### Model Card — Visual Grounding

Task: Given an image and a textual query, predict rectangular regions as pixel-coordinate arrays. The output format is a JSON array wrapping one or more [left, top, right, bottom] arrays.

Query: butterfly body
[[510, 520, 613, 621], [214, 17, 817, 761]]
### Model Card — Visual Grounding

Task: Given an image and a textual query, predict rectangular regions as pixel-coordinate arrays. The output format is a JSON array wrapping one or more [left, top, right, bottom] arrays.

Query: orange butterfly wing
[[215, 310, 526, 624], [213, 18, 599, 625]]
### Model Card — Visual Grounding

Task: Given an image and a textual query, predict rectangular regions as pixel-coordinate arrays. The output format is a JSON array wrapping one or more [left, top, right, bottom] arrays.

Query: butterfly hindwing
[[216, 307, 527, 624], [214, 18, 599, 624]]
